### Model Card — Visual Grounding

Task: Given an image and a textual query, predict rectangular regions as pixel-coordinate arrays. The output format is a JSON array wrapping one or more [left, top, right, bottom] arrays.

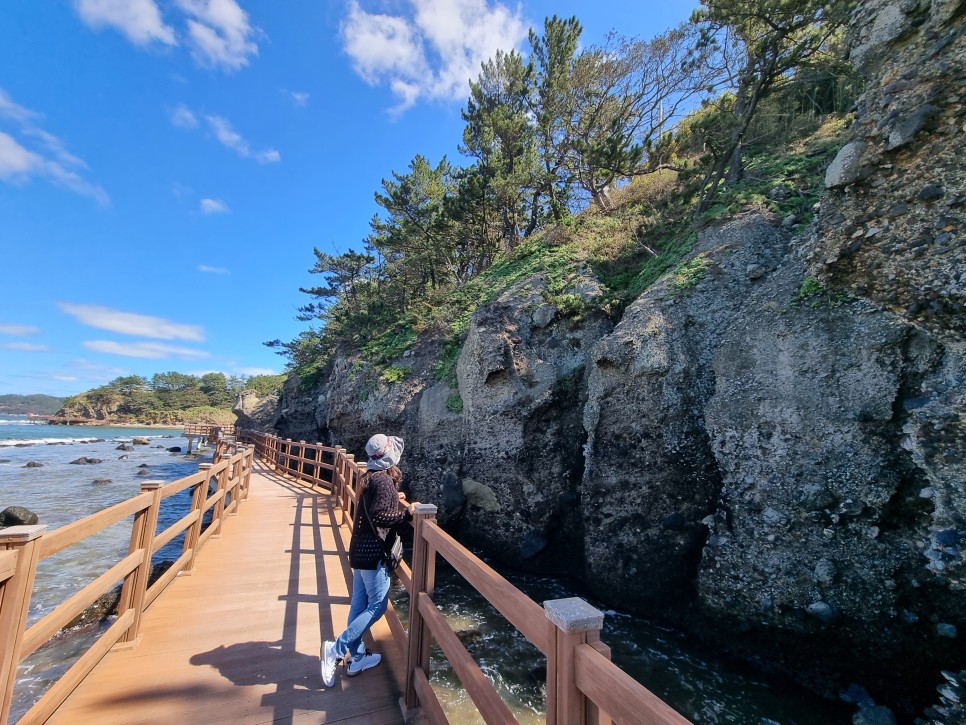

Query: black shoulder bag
[[362, 485, 404, 571]]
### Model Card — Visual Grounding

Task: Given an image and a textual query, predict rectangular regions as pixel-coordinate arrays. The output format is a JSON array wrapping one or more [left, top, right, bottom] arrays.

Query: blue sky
[[0, 0, 700, 397]]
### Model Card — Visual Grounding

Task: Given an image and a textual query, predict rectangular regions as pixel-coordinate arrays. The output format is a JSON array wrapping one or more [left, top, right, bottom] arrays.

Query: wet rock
[[138, 463, 150, 468], [118, 454, 129, 460], [0, 505, 39, 526], [91, 479, 112, 486], [23, 461, 43, 468], [132, 437, 150, 445], [936, 623, 958, 638], [520, 531, 548, 559], [167, 446, 182, 453], [805, 601, 838, 624], [116, 444, 134, 451], [69, 457, 103, 465], [852, 704, 897, 725], [0, 459, 9, 464], [136, 469, 151, 476]]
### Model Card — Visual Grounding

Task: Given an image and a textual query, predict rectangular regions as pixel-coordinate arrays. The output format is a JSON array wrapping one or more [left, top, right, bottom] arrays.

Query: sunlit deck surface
[[48, 461, 406, 724]]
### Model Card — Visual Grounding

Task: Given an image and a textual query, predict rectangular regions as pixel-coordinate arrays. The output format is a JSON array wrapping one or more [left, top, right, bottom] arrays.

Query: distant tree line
[[271, 0, 859, 371], [0, 394, 65, 416], [60, 372, 286, 424]]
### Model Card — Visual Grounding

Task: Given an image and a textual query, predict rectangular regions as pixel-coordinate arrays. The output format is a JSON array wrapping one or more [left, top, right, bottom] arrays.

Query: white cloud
[[0, 89, 40, 124], [0, 131, 109, 205], [53, 375, 80, 382], [341, 0, 527, 112], [60, 303, 205, 342], [84, 340, 211, 359], [74, 0, 258, 73], [198, 264, 229, 274], [200, 197, 229, 214], [168, 103, 199, 128], [0, 342, 49, 352], [175, 0, 259, 71], [238, 367, 279, 376], [205, 114, 280, 163], [74, 0, 176, 46], [172, 181, 193, 197], [289, 91, 310, 107], [0, 323, 40, 336]]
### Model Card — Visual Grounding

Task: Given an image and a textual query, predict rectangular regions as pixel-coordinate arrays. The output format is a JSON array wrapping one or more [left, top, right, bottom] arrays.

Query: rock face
[[268, 0, 965, 712], [232, 390, 281, 431]]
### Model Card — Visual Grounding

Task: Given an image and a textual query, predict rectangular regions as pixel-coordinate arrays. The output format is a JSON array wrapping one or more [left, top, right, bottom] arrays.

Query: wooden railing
[[183, 423, 236, 437], [239, 430, 690, 725], [0, 446, 254, 724]]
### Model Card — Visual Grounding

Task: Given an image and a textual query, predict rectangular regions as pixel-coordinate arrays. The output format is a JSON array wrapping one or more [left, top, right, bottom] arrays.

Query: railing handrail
[[239, 429, 690, 725], [0, 445, 254, 724]]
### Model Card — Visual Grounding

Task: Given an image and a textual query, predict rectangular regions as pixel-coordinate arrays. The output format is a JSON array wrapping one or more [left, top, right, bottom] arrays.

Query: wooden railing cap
[[0, 524, 47, 542], [139, 480, 165, 490], [544, 597, 604, 633], [414, 504, 438, 515], [198, 463, 213, 469]]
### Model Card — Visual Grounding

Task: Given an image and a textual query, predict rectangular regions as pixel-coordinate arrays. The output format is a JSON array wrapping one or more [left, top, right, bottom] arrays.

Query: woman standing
[[321, 433, 416, 687]]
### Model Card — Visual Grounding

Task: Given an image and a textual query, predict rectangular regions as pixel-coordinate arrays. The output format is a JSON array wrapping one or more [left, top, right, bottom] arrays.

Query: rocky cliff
[[260, 0, 965, 716]]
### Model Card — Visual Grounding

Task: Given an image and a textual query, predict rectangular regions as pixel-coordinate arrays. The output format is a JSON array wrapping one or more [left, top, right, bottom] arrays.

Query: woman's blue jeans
[[333, 563, 390, 661]]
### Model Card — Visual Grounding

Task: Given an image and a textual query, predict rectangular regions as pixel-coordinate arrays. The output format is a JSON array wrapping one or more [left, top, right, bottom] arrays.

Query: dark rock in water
[[0, 505, 39, 526], [852, 704, 897, 725], [118, 455, 129, 460], [116, 444, 134, 451], [154, 445, 165, 448], [0, 459, 10, 464], [440, 470, 465, 521], [661, 513, 687, 531], [136, 469, 151, 476], [138, 463, 150, 468], [69, 457, 103, 465], [520, 531, 548, 559], [167, 446, 182, 453], [46, 441, 66, 445], [23, 461, 43, 468], [132, 437, 150, 445], [68, 560, 173, 629], [91, 479, 112, 486]]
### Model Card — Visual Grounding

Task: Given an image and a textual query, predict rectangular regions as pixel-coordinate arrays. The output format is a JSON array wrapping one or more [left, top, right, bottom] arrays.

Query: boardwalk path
[[48, 461, 406, 724]]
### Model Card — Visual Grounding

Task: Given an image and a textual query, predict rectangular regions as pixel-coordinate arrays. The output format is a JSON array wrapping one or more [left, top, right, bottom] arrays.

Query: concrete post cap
[[544, 597, 605, 633]]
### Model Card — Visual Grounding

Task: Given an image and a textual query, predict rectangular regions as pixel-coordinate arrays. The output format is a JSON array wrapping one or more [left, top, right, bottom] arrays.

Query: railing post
[[0, 525, 45, 725], [242, 445, 254, 501], [544, 597, 605, 725], [333, 446, 345, 517], [298, 441, 307, 483], [344, 455, 357, 524], [404, 504, 439, 712], [183, 463, 211, 574], [211, 460, 230, 537], [116, 480, 164, 648]]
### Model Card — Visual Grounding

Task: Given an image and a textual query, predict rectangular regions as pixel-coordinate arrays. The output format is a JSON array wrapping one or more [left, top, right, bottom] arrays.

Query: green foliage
[[380, 366, 409, 384], [446, 394, 464, 413], [792, 276, 849, 308], [433, 337, 464, 387], [271, 7, 863, 388], [672, 253, 713, 293], [243, 374, 286, 395]]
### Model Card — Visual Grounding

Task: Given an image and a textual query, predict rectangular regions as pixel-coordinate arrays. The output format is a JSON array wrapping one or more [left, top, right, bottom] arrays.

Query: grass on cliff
[[293, 113, 851, 389]]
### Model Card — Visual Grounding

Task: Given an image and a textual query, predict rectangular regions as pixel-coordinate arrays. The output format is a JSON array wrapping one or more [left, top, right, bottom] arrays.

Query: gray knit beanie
[[365, 434, 404, 471]]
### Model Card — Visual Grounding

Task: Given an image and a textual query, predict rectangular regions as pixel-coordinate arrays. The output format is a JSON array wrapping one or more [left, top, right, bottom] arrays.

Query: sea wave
[[0, 437, 102, 447], [0, 419, 44, 425]]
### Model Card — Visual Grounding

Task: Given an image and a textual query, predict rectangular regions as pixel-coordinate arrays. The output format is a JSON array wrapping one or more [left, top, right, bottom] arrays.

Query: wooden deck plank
[[47, 462, 406, 725]]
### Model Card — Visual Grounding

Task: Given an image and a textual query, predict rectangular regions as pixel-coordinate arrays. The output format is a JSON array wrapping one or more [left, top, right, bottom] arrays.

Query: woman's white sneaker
[[321, 641, 337, 687], [346, 650, 381, 676]]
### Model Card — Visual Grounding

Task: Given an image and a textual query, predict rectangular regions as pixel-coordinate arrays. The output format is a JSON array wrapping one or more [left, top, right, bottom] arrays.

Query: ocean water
[[0, 416, 211, 719]]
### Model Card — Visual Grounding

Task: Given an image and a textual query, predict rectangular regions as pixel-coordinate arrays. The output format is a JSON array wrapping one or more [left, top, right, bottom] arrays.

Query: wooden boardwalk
[[47, 461, 406, 724]]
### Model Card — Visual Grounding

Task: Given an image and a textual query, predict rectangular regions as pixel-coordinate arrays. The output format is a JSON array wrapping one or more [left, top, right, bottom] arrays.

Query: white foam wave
[[0, 437, 101, 447]]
